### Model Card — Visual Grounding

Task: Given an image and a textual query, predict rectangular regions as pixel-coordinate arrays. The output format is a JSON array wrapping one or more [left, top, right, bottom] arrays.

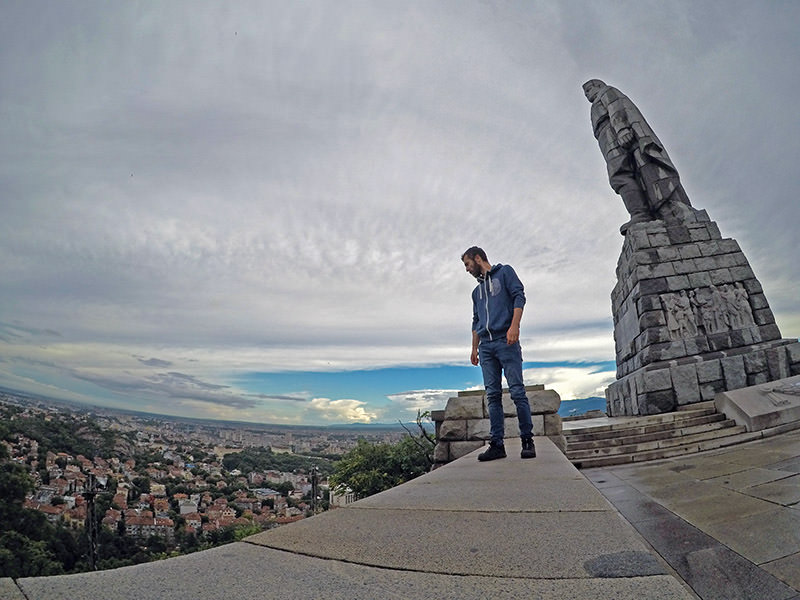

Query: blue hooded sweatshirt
[[471, 263, 526, 342]]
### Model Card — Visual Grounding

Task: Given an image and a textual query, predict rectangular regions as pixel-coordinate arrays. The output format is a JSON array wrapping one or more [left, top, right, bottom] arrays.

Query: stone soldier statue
[[583, 79, 696, 234]]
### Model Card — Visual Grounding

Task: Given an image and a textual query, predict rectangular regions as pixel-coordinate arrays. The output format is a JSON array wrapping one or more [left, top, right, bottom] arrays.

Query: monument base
[[605, 212, 800, 416], [606, 338, 800, 416]]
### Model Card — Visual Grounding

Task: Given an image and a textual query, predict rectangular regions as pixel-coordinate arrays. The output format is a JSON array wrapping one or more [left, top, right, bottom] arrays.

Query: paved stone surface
[[247, 439, 673, 580], [0, 578, 26, 600], [585, 427, 800, 599], [13, 428, 800, 600], [12, 437, 693, 600]]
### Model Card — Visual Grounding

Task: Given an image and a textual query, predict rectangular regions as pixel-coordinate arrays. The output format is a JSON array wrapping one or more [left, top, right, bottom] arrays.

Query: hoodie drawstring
[[483, 273, 493, 341]]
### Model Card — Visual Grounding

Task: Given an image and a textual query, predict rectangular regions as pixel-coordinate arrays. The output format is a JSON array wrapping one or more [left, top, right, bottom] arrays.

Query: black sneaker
[[478, 442, 507, 462], [521, 437, 536, 459]]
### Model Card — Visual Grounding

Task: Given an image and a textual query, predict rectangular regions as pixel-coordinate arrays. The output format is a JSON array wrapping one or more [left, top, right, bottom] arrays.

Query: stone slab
[[658, 489, 775, 527], [597, 491, 798, 600], [657, 457, 748, 480], [0, 579, 26, 600], [501, 389, 561, 415], [248, 508, 664, 579], [715, 373, 800, 431], [17, 542, 691, 600], [247, 439, 672, 580], [766, 455, 800, 473], [703, 507, 800, 564], [445, 393, 484, 419], [704, 467, 797, 491], [529, 389, 562, 413], [762, 552, 800, 591], [673, 545, 797, 600], [702, 444, 798, 468], [438, 418, 467, 440], [429, 439, 585, 483], [354, 475, 610, 512], [743, 474, 800, 506], [447, 440, 484, 460], [584, 425, 800, 599]]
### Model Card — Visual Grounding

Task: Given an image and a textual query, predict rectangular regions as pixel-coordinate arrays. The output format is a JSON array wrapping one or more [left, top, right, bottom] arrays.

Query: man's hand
[[470, 348, 479, 365], [506, 324, 520, 345]]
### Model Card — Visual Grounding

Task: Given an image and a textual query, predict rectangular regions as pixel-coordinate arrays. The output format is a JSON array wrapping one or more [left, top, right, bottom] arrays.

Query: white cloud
[[523, 366, 616, 401], [306, 398, 378, 424], [385, 389, 459, 417]]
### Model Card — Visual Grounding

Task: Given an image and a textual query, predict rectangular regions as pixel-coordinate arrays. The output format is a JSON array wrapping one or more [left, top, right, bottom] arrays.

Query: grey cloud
[[135, 357, 173, 368], [0, 321, 63, 341], [72, 370, 257, 410], [252, 394, 309, 403]]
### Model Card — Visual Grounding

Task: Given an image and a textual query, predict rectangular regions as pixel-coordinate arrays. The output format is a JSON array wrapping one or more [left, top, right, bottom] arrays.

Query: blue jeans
[[479, 338, 533, 445]]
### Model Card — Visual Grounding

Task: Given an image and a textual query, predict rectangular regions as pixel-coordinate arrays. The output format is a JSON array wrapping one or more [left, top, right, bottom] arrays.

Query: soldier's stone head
[[582, 79, 606, 102]]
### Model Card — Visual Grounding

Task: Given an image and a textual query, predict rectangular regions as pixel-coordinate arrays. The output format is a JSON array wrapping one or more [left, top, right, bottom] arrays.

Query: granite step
[[571, 430, 764, 469], [566, 422, 747, 460], [563, 401, 754, 468], [564, 411, 725, 443], [676, 400, 716, 412], [563, 405, 718, 435], [566, 418, 738, 451]]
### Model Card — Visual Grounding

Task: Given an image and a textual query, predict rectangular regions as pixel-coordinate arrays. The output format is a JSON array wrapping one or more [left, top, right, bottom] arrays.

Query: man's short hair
[[461, 246, 487, 262]]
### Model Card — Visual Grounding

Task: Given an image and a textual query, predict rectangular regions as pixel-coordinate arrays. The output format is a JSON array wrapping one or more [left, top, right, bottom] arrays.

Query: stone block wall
[[606, 210, 800, 416], [431, 385, 563, 468]]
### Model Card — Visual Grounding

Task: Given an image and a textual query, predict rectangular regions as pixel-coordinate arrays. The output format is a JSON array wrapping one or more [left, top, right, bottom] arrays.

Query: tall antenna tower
[[84, 473, 100, 570]]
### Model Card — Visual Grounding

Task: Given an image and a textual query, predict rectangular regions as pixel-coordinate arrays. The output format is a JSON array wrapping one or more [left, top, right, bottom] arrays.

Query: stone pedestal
[[715, 374, 800, 431], [431, 385, 563, 467], [605, 210, 800, 416]]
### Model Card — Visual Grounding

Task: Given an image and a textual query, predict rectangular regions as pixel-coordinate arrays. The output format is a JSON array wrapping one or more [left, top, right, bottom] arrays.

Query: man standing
[[462, 246, 535, 461]]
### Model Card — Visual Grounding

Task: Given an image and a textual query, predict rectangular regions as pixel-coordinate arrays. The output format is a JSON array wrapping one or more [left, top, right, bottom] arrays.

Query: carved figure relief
[[660, 284, 755, 341]]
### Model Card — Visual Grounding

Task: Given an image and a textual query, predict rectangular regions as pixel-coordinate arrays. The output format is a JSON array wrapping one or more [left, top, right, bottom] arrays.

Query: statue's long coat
[[590, 85, 687, 210]]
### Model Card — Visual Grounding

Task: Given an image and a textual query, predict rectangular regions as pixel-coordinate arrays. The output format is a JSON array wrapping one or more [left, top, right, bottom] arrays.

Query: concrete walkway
[[7, 429, 800, 599], [7, 437, 693, 600], [584, 427, 800, 600]]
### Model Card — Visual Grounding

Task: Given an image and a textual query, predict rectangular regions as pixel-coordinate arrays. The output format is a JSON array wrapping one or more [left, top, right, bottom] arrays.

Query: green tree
[[329, 433, 432, 500], [0, 531, 63, 577], [0, 456, 68, 576], [131, 476, 151, 496], [0, 462, 34, 518]]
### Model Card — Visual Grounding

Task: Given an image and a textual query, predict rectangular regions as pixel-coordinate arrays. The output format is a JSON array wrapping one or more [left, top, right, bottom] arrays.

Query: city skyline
[[1, 2, 798, 425]]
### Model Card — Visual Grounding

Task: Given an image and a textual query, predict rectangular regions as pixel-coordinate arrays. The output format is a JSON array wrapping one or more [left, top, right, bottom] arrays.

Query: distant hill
[[557, 397, 606, 417]]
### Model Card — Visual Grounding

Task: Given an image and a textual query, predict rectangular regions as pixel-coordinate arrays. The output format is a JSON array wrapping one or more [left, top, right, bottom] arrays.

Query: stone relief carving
[[660, 283, 755, 341], [761, 382, 800, 407]]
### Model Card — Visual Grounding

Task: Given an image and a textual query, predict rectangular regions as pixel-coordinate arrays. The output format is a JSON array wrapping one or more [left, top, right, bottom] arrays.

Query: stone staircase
[[565, 401, 762, 469]]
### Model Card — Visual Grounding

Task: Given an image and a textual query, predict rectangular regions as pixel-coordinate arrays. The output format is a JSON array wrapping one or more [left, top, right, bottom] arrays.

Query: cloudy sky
[[1, 1, 798, 425]]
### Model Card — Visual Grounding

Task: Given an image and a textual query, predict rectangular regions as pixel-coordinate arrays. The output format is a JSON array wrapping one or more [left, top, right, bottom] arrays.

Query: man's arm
[[507, 307, 523, 345], [470, 330, 480, 365], [503, 266, 526, 345]]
